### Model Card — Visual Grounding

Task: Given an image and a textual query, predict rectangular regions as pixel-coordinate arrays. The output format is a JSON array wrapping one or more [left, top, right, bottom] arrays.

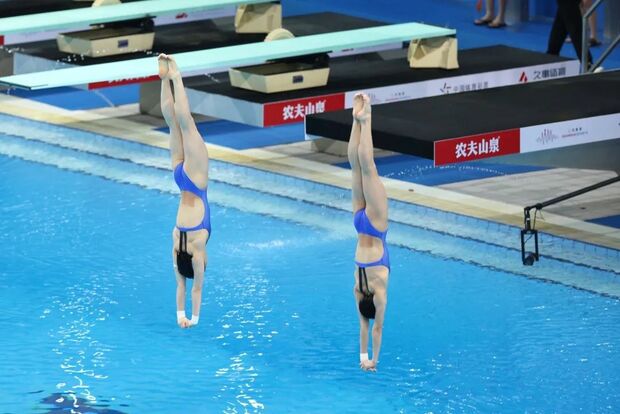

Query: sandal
[[488, 21, 507, 28], [474, 17, 493, 25], [589, 38, 602, 47]]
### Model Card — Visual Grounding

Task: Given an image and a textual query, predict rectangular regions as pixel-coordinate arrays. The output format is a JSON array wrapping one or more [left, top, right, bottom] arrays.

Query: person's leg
[[547, 3, 568, 55], [475, 0, 495, 24], [588, 13, 599, 43], [349, 94, 365, 213], [159, 55, 183, 169], [490, 0, 507, 26], [582, 0, 600, 44], [167, 56, 209, 188], [561, 0, 593, 63], [356, 95, 388, 229]]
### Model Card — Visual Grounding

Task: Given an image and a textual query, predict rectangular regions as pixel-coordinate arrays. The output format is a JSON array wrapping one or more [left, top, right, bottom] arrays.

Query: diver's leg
[[167, 56, 209, 188]]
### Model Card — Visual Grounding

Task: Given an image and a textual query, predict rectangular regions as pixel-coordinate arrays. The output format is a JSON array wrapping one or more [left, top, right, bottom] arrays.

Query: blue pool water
[[335, 154, 549, 186], [0, 115, 619, 413]]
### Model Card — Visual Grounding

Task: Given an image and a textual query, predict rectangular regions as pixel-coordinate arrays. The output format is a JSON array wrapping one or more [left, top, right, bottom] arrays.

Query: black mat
[[305, 70, 620, 159], [6, 12, 384, 66], [185, 45, 574, 104]]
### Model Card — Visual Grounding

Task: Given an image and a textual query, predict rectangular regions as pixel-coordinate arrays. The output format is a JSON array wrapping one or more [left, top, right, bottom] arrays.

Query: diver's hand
[[178, 317, 192, 329], [360, 359, 377, 372]]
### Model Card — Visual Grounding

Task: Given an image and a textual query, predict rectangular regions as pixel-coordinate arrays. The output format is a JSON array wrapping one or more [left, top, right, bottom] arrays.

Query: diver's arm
[[175, 273, 190, 328], [354, 286, 371, 365], [173, 244, 191, 328], [189, 251, 206, 326], [362, 287, 387, 371]]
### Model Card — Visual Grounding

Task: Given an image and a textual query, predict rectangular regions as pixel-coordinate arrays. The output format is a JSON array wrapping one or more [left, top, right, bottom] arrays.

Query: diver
[[348, 93, 390, 372], [159, 54, 210, 329]]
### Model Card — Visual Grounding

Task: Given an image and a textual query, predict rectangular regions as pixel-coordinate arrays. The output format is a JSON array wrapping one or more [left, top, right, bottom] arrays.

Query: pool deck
[[1, 94, 618, 251]]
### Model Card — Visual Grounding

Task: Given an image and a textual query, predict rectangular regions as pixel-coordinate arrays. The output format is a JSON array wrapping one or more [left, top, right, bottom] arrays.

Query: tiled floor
[[440, 168, 620, 221]]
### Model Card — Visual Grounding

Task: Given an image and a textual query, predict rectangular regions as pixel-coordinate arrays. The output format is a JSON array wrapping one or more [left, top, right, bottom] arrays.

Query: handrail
[[520, 175, 620, 265], [525, 175, 620, 212], [581, 0, 620, 73]]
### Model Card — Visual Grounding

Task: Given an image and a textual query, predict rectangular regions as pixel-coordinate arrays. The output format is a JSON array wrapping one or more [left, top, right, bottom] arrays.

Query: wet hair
[[177, 250, 194, 279], [358, 295, 376, 320], [358, 267, 375, 319], [177, 231, 194, 278]]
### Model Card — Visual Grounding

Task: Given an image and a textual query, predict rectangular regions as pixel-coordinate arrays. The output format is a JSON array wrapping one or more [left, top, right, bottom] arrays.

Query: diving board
[[0, 0, 274, 35], [0, 22, 456, 90]]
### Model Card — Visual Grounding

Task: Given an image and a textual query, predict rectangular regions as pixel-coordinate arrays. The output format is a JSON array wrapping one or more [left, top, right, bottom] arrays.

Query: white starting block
[[57, 0, 155, 57], [229, 28, 330, 93], [235, 2, 282, 34]]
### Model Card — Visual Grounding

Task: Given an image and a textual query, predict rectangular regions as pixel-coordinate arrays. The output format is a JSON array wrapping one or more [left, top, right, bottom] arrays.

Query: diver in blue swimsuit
[[348, 93, 390, 372], [159, 54, 210, 329]]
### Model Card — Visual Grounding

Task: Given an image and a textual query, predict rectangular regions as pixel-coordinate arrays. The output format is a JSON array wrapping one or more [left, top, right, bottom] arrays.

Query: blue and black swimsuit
[[173, 162, 210, 278], [353, 208, 389, 320]]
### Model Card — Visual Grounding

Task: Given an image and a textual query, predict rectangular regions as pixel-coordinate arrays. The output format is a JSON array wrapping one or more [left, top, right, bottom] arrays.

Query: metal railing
[[520, 175, 620, 265], [582, 0, 620, 73]]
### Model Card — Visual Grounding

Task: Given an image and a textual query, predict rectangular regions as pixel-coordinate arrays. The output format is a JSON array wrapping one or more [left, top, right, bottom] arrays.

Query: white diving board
[[0, 22, 456, 90], [0, 0, 274, 36]]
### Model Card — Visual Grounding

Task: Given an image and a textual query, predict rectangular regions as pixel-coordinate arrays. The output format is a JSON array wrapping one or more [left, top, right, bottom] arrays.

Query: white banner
[[344, 60, 580, 107], [520, 113, 620, 153]]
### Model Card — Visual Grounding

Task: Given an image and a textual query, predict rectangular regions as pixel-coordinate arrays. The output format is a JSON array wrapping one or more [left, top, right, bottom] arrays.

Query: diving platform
[[176, 45, 579, 127], [0, 22, 456, 90], [305, 70, 620, 167]]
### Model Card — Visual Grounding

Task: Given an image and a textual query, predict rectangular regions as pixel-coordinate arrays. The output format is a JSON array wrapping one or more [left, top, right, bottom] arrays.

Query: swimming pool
[[0, 113, 619, 413]]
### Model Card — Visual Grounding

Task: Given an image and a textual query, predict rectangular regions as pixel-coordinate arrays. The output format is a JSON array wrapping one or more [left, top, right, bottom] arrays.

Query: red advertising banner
[[0, 36, 4, 46], [88, 75, 159, 90], [263, 93, 345, 127], [434, 128, 521, 166]]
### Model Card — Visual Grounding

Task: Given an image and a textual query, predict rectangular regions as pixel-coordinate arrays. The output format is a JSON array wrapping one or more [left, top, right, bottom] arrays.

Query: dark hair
[[176, 251, 194, 279], [358, 295, 376, 320]]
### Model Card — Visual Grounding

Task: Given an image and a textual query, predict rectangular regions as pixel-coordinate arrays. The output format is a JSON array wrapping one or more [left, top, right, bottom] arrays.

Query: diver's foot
[[355, 93, 371, 122], [158, 53, 169, 79], [352, 92, 364, 121], [166, 55, 181, 80]]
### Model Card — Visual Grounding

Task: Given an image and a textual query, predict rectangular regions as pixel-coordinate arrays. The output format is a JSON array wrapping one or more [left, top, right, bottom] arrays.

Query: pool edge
[[1, 93, 618, 251]]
